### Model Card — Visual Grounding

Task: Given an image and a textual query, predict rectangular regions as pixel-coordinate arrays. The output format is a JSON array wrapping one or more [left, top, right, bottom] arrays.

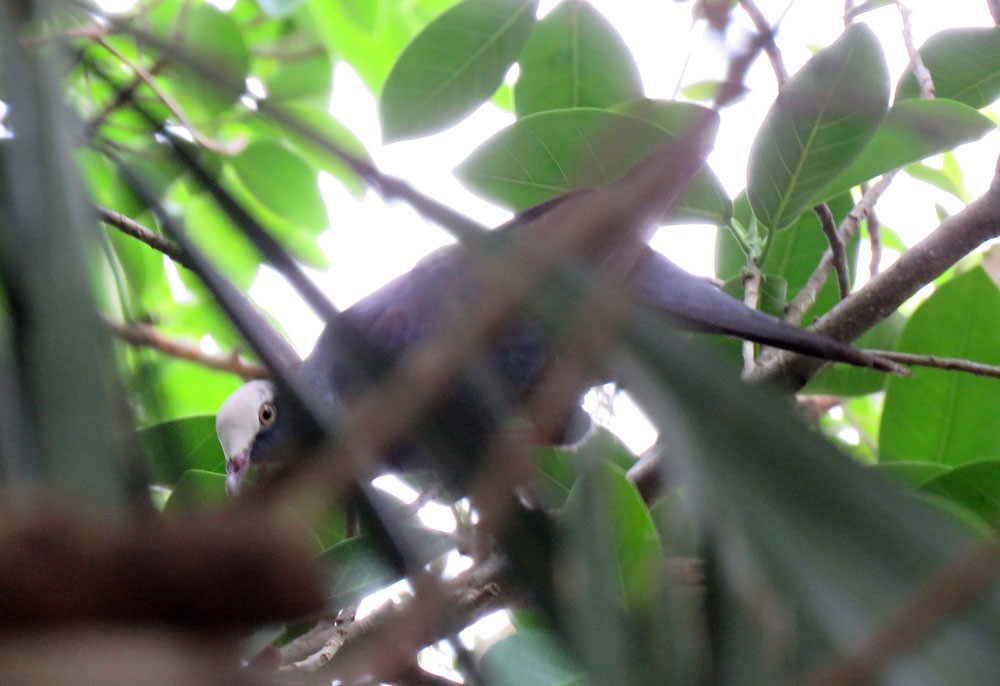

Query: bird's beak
[[225, 451, 250, 497]]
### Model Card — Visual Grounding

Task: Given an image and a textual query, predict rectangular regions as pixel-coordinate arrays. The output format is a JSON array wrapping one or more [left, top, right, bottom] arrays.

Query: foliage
[[3, 0, 1000, 684]]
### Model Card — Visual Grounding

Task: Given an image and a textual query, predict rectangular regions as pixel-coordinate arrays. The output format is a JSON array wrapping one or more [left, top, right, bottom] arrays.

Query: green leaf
[[163, 469, 228, 512], [880, 268, 1000, 465], [380, 0, 537, 141], [905, 154, 970, 202], [813, 99, 994, 203], [135, 358, 243, 423], [480, 630, 583, 686], [715, 192, 858, 324], [747, 24, 888, 230], [897, 27, 1000, 108], [563, 459, 662, 608], [870, 461, 951, 488], [513, 1, 641, 117], [340, 0, 379, 31], [803, 311, 905, 396], [619, 308, 1000, 680], [230, 140, 326, 231], [151, 4, 250, 119], [136, 415, 226, 484], [259, 49, 333, 103], [457, 107, 730, 223], [532, 428, 637, 507], [276, 103, 372, 198], [921, 460, 1000, 523], [181, 191, 262, 290], [680, 79, 725, 102]]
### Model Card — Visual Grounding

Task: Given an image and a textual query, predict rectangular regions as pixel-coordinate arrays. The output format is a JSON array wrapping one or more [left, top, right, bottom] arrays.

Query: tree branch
[[105, 317, 267, 380], [896, 1, 936, 99], [96, 206, 192, 270], [754, 158, 1000, 390], [813, 202, 852, 298]]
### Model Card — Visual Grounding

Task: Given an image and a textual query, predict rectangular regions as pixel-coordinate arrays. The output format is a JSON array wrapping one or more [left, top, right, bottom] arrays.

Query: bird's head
[[215, 379, 277, 496]]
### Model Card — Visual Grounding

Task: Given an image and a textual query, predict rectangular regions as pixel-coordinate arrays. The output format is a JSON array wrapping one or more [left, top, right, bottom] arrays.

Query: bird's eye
[[258, 401, 277, 427]]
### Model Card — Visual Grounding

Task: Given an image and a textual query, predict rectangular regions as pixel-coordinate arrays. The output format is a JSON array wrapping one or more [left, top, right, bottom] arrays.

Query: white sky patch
[[199, 334, 220, 355]]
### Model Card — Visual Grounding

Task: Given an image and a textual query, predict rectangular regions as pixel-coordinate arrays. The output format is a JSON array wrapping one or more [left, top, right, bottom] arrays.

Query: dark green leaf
[[747, 24, 888, 230], [163, 469, 227, 512], [897, 28, 1000, 108], [230, 140, 326, 231], [921, 460, 1000, 522], [480, 630, 583, 686], [870, 461, 950, 488], [380, 0, 537, 141], [619, 308, 1000, 680], [513, 1, 641, 117], [813, 99, 994, 203], [457, 107, 730, 223], [136, 414, 226, 484], [881, 268, 1000, 465]]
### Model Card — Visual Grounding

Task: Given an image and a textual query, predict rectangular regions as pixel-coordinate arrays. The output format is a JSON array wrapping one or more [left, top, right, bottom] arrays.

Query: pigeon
[[216, 239, 899, 496]]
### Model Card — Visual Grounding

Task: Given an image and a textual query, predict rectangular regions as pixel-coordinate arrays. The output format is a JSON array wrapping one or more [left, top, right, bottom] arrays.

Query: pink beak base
[[225, 451, 250, 497]]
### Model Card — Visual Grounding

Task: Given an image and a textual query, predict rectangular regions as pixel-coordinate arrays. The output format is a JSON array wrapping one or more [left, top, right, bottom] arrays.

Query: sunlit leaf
[[136, 414, 226, 484], [230, 140, 326, 231], [748, 24, 888, 230], [513, 1, 641, 117], [897, 27, 1000, 108], [814, 99, 994, 203], [150, 4, 250, 119], [881, 268, 1000, 465], [380, 0, 537, 141]]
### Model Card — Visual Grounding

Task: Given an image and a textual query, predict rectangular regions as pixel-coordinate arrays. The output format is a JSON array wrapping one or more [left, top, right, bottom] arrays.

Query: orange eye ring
[[258, 401, 277, 427]]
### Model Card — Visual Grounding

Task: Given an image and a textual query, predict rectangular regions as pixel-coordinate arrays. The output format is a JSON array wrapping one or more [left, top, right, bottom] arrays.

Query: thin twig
[[813, 203, 852, 298], [783, 173, 896, 326], [96, 205, 192, 269], [742, 269, 762, 374], [90, 36, 240, 155], [105, 317, 267, 380], [896, 1, 935, 99], [868, 350, 1000, 379], [738, 0, 788, 84]]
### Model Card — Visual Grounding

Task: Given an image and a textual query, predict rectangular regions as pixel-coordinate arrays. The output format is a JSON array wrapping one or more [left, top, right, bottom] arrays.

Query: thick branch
[[754, 163, 1000, 389]]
